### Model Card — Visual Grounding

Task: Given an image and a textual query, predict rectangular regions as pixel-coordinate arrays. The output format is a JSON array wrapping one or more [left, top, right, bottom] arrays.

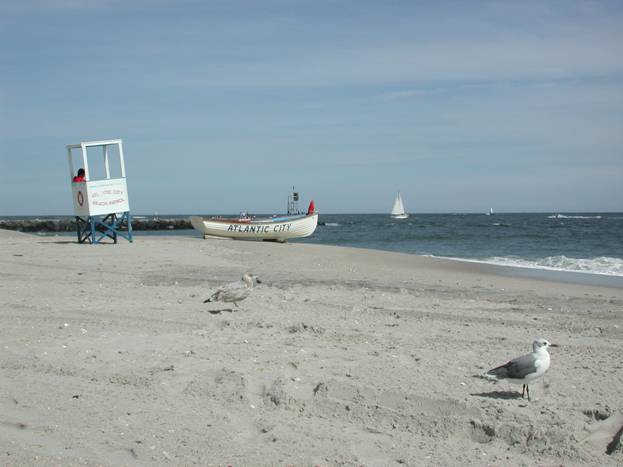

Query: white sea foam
[[547, 214, 602, 219], [443, 255, 623, 277], [324, 222, 341, 227]]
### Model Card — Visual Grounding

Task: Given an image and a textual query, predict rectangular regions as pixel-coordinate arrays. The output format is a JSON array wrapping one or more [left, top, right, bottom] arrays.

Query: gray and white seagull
[[203, 273, 261, 308], [485, 338, 557, 401]]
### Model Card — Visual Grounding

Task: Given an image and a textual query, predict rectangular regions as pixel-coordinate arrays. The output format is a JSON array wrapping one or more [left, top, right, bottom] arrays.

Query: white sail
[[390, 192, 408, 219]]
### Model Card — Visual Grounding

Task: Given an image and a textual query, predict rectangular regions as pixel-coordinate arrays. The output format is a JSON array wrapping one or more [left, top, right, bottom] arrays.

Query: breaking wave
[[548, 214, 602, 219], [451, 255, 623, 277]]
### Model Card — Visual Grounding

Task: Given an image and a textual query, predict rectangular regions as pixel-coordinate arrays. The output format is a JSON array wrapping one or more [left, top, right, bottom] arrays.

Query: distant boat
[[390, 191, 409, 219], [485, 208, 494, 216]]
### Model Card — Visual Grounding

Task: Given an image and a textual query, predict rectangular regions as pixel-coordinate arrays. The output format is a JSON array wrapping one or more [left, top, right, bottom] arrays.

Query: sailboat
[[390, 191, 409, 219], [485, 208, 494, 216]]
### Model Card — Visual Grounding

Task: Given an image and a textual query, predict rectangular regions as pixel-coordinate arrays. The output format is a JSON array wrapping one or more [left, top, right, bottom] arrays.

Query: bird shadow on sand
[[203, 308, 235, 314], [37, 240, 122, 245], [36, 240, 80, 245], [471, 390, 523, 400]]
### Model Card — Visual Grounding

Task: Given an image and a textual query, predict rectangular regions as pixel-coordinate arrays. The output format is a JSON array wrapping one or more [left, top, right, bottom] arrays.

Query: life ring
[[77, 191, 84, 207]]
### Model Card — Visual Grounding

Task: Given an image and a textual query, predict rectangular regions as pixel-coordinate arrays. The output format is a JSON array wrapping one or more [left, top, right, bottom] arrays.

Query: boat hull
[[391, 213, 409, 219], [190, 213, 318, 241]]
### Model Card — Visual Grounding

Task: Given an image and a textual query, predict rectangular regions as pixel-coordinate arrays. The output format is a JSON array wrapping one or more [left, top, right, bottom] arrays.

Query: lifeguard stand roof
[[66, 139, 123, 149]]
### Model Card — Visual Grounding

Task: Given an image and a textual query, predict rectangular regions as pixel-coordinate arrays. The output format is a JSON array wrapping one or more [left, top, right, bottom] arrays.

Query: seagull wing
[[486, 353, 538, 380], [205, 280, 247, 303], [219, 281, 247, 293]]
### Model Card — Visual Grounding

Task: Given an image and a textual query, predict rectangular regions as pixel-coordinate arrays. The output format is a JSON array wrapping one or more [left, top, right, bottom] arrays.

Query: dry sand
[[1, 229, 622, 466]]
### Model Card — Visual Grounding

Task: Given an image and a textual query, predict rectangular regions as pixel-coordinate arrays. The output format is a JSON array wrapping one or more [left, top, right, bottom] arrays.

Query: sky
[[1, 0, 622, 215]]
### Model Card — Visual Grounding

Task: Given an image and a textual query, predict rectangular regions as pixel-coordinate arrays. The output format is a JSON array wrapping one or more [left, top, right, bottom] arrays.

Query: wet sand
[[1, 229, 622, 466]]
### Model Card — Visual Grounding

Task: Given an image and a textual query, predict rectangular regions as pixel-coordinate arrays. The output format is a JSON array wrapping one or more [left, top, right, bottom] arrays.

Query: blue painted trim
[[264, 214, 307, 222], [75, 212, 133, 244]]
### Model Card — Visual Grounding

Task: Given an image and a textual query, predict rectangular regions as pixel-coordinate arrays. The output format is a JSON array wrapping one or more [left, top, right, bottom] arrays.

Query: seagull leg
[[526, 385, 530, 401], [522, 384, 526, 398]]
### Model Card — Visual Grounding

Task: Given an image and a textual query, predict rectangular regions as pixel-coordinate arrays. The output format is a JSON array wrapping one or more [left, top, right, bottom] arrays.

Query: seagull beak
[[549, 344, 559, 348]]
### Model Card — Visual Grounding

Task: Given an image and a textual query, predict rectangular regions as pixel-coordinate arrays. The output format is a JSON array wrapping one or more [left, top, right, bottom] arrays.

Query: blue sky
[[1, 0, 622, 215]]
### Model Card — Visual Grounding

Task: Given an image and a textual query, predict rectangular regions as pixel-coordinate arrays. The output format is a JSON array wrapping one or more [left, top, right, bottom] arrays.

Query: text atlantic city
[[227, 223, 292, 234]]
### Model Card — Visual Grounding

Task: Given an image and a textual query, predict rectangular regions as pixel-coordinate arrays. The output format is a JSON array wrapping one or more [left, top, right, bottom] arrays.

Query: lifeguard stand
[[67, 139, 133, 244]]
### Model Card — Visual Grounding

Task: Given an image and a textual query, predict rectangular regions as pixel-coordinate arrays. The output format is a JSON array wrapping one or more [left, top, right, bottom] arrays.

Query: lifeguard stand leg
[[74, 216, 95, 244], [124, 212, 133, 243], [90, 217, 97, 244], [75, 212, 133, 244], [75, 216, 91, 243]]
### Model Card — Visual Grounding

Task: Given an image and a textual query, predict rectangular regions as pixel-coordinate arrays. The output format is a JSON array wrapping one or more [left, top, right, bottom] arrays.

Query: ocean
[[302, 213, 623, 278], [9, 212, 623, 283]]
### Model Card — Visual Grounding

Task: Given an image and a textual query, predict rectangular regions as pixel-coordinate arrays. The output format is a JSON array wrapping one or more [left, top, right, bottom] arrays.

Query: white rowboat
[[190, 212, 318, 242]]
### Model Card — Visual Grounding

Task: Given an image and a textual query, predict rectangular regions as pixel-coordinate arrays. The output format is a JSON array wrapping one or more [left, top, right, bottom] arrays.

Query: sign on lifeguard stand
[[67, 139, 133, 244]]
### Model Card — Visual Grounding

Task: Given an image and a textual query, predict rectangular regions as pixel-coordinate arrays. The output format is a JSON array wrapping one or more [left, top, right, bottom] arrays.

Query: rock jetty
[[0, 217, 192, 233]]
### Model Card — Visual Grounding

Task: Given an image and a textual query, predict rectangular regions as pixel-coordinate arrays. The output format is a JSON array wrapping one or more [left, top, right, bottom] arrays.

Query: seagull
[[484, 338, 557, 401], [203, 273, 261, 308]]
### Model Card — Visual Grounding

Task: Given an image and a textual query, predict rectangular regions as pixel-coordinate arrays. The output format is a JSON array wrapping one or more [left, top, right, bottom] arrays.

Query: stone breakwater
[[0, 218, 192, 232]]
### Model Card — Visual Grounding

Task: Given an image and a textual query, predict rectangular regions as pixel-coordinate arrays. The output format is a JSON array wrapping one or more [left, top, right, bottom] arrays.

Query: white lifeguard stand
[[67, 139, 133, 244]]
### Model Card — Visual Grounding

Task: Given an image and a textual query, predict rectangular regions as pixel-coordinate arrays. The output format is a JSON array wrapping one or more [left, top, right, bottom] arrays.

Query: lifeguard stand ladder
[[67, 139, 133, 244]]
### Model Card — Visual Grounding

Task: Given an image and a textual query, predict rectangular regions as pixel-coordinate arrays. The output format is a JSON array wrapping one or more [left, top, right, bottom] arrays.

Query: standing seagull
[[204, 273, 261, 308], [485, 338, 557, 401]]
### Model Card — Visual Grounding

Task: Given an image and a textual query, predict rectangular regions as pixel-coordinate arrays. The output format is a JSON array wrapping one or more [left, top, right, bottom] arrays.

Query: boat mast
[[287, 187, 299, 215]]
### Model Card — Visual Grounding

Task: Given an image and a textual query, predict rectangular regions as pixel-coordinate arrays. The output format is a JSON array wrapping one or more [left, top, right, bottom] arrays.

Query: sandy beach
[[1, 229, 622, 466]]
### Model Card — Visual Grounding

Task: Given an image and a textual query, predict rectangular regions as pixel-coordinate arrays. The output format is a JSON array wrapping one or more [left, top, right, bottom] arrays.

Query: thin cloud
[[379, 89, 425, 101]]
